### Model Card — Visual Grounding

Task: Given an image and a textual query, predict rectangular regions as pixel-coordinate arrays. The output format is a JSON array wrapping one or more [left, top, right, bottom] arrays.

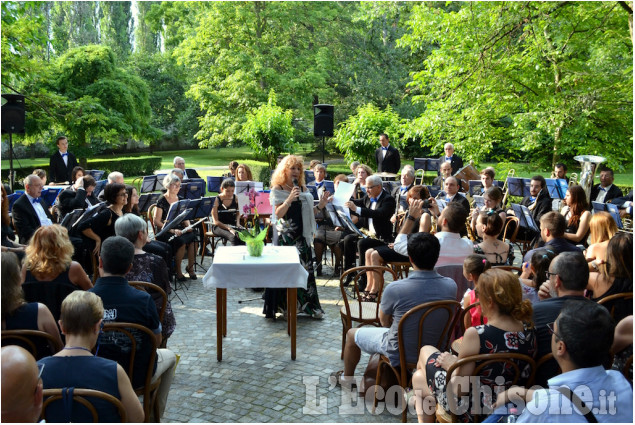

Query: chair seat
[[435, 403, 452, 423], [340, 302, 381, 321]]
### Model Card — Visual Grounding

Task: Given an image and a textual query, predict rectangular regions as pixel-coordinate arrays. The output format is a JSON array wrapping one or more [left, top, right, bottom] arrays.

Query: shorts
[[354, 326, 389, 356]]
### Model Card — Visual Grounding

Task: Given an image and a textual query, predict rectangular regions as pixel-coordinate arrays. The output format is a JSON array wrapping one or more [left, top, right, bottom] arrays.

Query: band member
[[173, 156, 201, 180], [439, 142, 463, 174], [590, 167, 623, 203], [48, 136, 78, 184], [375, 133, 400, 173], [433, 161, 452, 187]]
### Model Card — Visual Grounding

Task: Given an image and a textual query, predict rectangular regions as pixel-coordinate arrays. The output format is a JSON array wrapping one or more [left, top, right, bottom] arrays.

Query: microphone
[[292, 178, 300, 203]]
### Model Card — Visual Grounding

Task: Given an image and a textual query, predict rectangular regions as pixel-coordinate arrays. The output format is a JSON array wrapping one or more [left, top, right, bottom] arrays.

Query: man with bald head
[[1, 346, 43, 422], [12, 174, 54, 244]]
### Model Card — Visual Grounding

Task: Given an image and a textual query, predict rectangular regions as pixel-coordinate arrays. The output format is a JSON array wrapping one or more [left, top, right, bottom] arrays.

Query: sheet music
[[331, 181, 356, 219], [520, 204, 539, 232]]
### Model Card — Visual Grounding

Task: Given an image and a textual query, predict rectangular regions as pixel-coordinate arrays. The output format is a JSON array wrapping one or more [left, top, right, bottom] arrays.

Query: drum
[[454, 164, 479, 192]]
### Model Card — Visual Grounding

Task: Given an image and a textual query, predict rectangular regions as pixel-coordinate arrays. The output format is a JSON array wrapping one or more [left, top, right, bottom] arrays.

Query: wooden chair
[[99, 322, 161, 422], [435, 352, 537, 422], [597, 292, 633, 321], [435, 264, 473, 303], [387, 261, 411, 279], [148, 204, 158, 236], [502, 215, 520, 243], [201, 220, 226, 262], [129, 281, 168, 323], [459, 301, 483, 334], [339, 266, 398, 359], [41, 388, 127, 422], [372, 300, 461, 422], [505, 216, 534, 257], [1, 329, 63, 360]]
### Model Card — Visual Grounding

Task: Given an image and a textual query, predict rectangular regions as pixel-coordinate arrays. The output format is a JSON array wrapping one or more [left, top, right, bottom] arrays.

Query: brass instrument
[[500, 168, 516, 208], [392, 191, 403, 236], [414, 168, 425, 185], [569, 172, 579, 186], [573, 155, 606, 202]]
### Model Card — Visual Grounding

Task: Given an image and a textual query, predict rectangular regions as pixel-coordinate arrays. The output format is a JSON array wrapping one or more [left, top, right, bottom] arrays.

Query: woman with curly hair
[[411, 269, 536, 422], [265, 155, 329, 319], [21, 225, 92, 290], [561, 185, 591, 245]]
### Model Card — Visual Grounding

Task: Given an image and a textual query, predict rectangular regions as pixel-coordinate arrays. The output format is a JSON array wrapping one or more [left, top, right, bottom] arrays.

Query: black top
[[56, 187, 99, 219], [438, 154, 464, 175], [351, 190, 397, 243], [215, 194, 239, 226], [3, 303, 53, 360], [11, 194, 53, 244], [78, 207, 120, 243], [590, 277, 633, 323], [375, 145, 401, 173], [156, 196, 187, 229], [590, 184, 623, 204], [49, 151, 79, 183]]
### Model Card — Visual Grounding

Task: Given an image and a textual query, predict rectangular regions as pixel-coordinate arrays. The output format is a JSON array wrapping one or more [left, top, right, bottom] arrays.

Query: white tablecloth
[[203, 245, 308, 289]]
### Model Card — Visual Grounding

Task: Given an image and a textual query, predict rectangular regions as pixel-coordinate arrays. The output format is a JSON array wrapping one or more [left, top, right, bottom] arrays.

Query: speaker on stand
[[313, 104, 334, 164], [1, 94, 26, 192]]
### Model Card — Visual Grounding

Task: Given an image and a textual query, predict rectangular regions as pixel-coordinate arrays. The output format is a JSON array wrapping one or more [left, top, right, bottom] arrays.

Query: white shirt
[[594, 184, 612, 203], [25, 193, 53, 227], [382, 144, 390, 158], [356, 192, 382, 236], [394, 231, 473, 263], [59, 150, 68, 166]]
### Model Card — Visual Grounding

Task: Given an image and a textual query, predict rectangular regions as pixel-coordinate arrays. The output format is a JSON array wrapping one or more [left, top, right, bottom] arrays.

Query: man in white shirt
[[12, 174, 54, 244]]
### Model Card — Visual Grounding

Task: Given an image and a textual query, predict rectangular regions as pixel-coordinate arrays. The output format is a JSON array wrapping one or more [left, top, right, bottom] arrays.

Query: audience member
[[375, 133, 400, 174], [38, 290, 144, 423], [211, 179, 244, 246], [518, 248, 555, 304], [433, 161, 452, 187], [1, 346, 43, 423], [56, 175, 98, 220], [412, 269, 535, 422], [331, 233, 457, 389], [32, 168, 47, 185], [48, 136, 78, 183], [473, 211, 514, 266], [441, 176, 470, 214], [532, 251, 588, 386], [500, 299, 633, 423], [1, 185, 25, 258], [173, 156, 200, 180], [585, 211, 618, 270], [561, 185, 591, 245], [590, 167, 623, 204], [461, 254, 491, 330], [115, 214, 176, 343], [89, 236, 176, 421], [523, 212, 581, 263], [22, 225, 92, 290], [79, 183, 127, 255], [153, 174, 197, 281], [235, 163, 253, 181], [439, 142, 463, 174], [2, 252, 63, 354], [12, 174, 53, 244]]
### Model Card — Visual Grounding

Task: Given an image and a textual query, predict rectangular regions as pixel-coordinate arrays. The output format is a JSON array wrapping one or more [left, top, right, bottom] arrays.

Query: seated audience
[[89, 236, 176, 421], [473, 211, 514, 266], [433, 161, 452, 187], [590, 167, 623, 204], [115, 214, 176, 343], [21, 225, 92, 290], [3, 252, 63, 354], [518, 248, 555, 304], [412, 269, 536, 422], [211, 179, 244, 246], [561, 185, 591, 246], [235, 163, 253, 181], [12, 174, 53, 244], [1, 346, 43, 423], [38, 290, 144, 423], [331, 233, 457, 389], [80, 183, 127, 255], [173, 156, 200, 180], [470, 186, 506, 238], [585, 211, 618, 270], [461, 254, 491, 329], [153, 174, 197, 281], [523, 212, 581, 263], [56, 175, 98, 220], [587, 232, 632, 322], [1, 185, 25, 259], [498, 299, 632, 423]]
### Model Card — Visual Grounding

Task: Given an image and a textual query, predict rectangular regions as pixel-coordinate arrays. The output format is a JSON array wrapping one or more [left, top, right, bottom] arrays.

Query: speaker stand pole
[[322, 136, 325, 164], [8, 132, 14, 192]]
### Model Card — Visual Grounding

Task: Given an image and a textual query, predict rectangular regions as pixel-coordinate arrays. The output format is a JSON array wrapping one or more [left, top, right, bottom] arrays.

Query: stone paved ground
[[161, 255, 411, 423]]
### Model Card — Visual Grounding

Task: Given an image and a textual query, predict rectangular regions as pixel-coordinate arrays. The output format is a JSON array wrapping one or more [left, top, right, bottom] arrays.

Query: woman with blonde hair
[[411, 269, 536, 422], [585, 211, 618, 270], [265, 155, 328, 319], [235, 163, 254, 181], [21, 225, 92, 290]]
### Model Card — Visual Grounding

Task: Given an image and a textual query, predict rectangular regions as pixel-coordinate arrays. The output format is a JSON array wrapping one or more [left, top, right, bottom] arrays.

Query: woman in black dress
[[265, 155, 328, 319], [153, 174, 197, 281], [211, 179, 244, 246], [80, 183, 127, 255]]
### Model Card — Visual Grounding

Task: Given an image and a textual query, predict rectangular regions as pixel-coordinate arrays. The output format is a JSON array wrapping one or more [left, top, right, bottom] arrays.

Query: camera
[[422, 199, 430, 209]]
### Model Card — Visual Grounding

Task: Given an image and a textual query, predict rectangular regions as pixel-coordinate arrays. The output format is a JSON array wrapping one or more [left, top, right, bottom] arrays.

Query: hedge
[[2, 156, 162, 185]]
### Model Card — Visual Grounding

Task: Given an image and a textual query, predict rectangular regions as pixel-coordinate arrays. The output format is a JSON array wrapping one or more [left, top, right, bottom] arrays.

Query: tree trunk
[[551, 125, 563, 167]]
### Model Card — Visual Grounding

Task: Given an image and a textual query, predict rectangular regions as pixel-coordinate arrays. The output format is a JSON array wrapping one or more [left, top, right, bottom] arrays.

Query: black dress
[[263, 199, 324, 318], [212, 195, 244, 246], [156, 196, 196, 249]]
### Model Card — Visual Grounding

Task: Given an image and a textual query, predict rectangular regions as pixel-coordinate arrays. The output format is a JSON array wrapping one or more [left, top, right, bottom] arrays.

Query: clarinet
[[392, 191, 402, 237]]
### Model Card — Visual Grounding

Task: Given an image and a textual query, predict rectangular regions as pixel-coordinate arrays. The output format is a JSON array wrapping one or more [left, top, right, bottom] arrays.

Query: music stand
[[507, 177, 530, 198], [336, 209, 366, 238], [591, 201, 606, 214], [468, 180, 483, 197], [207, 176, 225, 193], [426, 185, 442, 198], [93, 180, 107, 199], [307, 185, 319, 200], [473, 195, 485, 209], [235, 181, 264, 194], [544, 179, 564, 199], [413, 158, 427, 172], [556, 179, 568, 199], [140, 175, 160, 193], [185, 179, 206, 200], [155, 208, 191, 241], [520, 205, 540, 233], [426, 158, 441, 173], [139, 193, 161, 214], [165, 199, 191, 224], [304, 170, 315, 185], [86, 170, 105, 181], [41, 188, 62, 207], [605, 203, 624, 229]]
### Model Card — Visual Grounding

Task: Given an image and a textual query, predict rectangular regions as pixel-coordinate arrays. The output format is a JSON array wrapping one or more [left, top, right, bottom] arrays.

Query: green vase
[[246, 239, 264, 257]]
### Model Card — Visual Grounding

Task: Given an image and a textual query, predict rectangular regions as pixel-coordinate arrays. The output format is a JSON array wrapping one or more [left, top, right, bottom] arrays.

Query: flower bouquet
[[238, 189, 267, 257]]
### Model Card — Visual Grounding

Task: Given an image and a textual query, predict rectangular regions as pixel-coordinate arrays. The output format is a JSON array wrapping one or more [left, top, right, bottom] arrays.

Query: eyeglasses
[[545, 271, 558, 280], [117, 192, 128, 197], [35, 363, 45, 394], [547, 321, 563, 341]]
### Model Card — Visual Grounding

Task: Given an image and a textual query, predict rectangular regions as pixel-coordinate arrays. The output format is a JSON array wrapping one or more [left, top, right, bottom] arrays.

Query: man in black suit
[[173, 156, 201, 180], [440, 176, 470, 214], [12, 175, 53, 244], [48, 136, 78, 183], [375, 133, 400, 174], [590, 167, 623, 204], [341, 175, 396, 282], [439, 142, 463, 175], [391, 166, 415, 210], [520, 175, 552, 223], [56, 175, 99, 220]]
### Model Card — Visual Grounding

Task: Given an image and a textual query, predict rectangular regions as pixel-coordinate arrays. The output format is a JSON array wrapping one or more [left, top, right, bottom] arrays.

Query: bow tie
[[381, 147, 388, 151], [61, 153, 68, 157], [530, 196, 536, 202], [400, 186, 408, 191], [599, 187, 607, 192], [316, 181, 324, 188], [32, 197, 41, 204], [445, 156, 452, 161], [370, 197, 379, 203], [445, 197, 451, 202]]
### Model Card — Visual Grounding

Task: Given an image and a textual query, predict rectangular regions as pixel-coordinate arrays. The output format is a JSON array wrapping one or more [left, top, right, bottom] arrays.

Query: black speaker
[[313, 104, 333, 137], [1, 94, 25, 134]]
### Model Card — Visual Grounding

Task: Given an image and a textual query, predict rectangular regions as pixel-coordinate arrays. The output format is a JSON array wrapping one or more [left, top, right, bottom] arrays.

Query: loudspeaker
[[314, 104, 333, 137], [1, 94, 25, 134]]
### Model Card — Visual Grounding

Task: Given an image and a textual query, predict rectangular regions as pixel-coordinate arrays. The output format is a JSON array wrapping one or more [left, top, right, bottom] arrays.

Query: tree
[[240, 90, 296, 170], [400, 2, 633, 170], [334, 103, 403, 166], [99, 1, 132, 58]]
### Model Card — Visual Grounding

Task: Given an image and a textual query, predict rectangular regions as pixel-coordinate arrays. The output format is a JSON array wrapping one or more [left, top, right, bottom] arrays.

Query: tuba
[[573, 155, 606, 202]]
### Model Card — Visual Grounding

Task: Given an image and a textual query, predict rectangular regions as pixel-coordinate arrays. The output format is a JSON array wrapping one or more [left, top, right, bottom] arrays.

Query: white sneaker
[[311, 310, 325, 320]]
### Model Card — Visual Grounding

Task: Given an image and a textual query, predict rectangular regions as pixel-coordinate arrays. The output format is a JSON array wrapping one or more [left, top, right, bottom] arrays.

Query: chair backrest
[[1, 329, 63, 360], [459, 301, 484, 334], [597, 292, 633, 322], [147, 204, 158, 236], [41, 388, 126, 423], [435, 264, 473, 303], [503, 216, 521, 243], [444, 352, 537, 421], [129, 281, 167, 323], [21, 280, 78, 324], [99, 322, 158, 391], [397, 300, 461, 377], [339, 266, 398, 322]]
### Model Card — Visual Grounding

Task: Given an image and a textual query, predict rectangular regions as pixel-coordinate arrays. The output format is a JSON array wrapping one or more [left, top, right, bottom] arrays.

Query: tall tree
[[400, 1, 633, 169], [99, 1, 132, 58]]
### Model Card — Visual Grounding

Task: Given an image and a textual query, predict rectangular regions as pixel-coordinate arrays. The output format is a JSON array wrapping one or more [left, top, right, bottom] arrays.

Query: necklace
[[62, 346, 93, 354]]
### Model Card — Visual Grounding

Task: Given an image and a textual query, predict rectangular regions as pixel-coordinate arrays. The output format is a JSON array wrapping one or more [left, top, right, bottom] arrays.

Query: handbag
[[359, 353, 400, 397]]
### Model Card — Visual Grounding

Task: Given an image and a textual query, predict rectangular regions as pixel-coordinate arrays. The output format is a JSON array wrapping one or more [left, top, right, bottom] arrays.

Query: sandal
[[186, 265, 197, 280], [176, 274, 188, 282], [329, 370, 353, 389], [362, 292, 379, 302]]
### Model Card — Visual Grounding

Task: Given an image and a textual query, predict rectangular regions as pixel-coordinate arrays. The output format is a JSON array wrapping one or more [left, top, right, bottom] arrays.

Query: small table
[[202, 245, 308, 361]]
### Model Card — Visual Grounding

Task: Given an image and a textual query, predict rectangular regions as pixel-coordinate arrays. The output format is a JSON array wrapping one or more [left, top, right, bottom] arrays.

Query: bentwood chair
[[339, 266, 397, 359], [597, 292, 633, 322], [41, 388, 127, 422], [372, 300, 461, 422], [387, 261, 411, 279], [1, 329, 63, 360], [129, 281, 168, 323]]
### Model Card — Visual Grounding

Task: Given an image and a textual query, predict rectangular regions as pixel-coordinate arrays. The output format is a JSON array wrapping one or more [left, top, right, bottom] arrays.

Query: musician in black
[[440, 176, 470, 214], [56, 175, 99, 220], [375, 133, 400, 174], [314, 174, 349, 276], [211, 179, 244, 246], [553, 162, 569, 183], [79, 183, 126, 256], [390, 166, 415, 235], [48, 136, 78, 183], [590, 167, 623, 204], [439, 142, 463, 174], [341, 175, 396, 285], [433, 161, 452, 187], [509, 175, 552, 243], [173, 156, 201, 180]]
